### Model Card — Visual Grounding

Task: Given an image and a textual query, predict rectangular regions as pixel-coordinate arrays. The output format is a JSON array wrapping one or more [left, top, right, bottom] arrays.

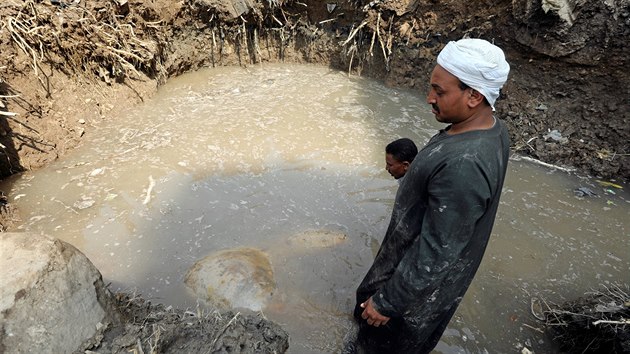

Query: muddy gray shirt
[[356, 118, 510, 323]]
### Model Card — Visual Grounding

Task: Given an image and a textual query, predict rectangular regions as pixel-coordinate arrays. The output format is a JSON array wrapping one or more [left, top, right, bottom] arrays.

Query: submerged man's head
[[385, 138, 418, 179]]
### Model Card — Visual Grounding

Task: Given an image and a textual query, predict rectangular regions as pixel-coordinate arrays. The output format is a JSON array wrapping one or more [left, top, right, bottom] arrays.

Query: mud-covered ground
[[1, 0, 629, 351], [76, 292, 289, 353]]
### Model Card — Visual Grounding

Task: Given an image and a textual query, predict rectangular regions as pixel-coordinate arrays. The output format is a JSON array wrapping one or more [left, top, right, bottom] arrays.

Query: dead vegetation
[[531, 284, 630, 353], [77, 292, 289, 354], [2, 0, 164, 89]]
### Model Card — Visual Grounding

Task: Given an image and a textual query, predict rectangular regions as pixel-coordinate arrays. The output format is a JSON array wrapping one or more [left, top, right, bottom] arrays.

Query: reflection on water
[[2, 64, 628, 353]]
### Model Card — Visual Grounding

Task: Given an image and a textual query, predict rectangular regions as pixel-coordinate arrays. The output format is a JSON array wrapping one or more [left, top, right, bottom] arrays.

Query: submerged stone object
[[0, 232, 116, 354], [184, 247, 275, 311], [288, 229, 348, 249]]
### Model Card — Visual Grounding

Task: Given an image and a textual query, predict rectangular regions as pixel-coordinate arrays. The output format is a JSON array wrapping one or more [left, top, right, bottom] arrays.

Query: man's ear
[[467, 89, 484, 108], [402, 161, 410, 170]]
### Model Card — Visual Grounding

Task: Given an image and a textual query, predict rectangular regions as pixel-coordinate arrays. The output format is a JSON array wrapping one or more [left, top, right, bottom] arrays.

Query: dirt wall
[[0, 0, 628, 181]]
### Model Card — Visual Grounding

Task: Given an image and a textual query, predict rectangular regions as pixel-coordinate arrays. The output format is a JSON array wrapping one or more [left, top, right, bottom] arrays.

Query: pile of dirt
[[77, 292, 289, 354]]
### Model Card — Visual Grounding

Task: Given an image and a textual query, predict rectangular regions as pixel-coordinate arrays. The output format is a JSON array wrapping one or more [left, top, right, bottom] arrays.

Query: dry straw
[[534, 283, 630, 353]]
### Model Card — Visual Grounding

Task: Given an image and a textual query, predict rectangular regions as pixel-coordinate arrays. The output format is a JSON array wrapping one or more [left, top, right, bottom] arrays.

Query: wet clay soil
[[1, 0, 629, 351]]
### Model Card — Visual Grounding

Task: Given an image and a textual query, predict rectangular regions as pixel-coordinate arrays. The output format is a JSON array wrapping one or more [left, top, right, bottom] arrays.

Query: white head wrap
[[437, 38, 510, 110]]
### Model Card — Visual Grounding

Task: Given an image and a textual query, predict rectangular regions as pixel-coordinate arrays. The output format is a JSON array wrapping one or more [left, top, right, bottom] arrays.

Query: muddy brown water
[[3, 64, 628, 353]]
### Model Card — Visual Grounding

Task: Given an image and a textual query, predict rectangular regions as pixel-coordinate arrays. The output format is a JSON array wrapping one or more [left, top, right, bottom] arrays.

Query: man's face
[[385, 153, 408, 179], [426, 65, 471, 124]]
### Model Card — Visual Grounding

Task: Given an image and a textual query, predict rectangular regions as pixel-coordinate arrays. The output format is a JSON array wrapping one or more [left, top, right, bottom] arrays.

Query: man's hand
[[360, 297, 390, 327]]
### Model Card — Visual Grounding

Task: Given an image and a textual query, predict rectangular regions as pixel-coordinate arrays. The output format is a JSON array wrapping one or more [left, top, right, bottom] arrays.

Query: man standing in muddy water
[[350, 38, 511, 353], [385, 138, 418, 181]]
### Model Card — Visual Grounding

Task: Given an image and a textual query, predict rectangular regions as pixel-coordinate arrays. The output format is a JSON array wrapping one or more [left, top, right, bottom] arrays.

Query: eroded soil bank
[[1, 0, 628, 184]]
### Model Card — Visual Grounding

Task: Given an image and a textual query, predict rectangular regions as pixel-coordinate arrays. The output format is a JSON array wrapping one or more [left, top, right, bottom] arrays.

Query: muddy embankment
[[1, 0, 629, 186]]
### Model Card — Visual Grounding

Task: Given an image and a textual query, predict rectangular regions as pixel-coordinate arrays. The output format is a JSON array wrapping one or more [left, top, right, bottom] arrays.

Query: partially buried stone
[[184, 248, 275, 311], [288, 229, 348, 249]]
